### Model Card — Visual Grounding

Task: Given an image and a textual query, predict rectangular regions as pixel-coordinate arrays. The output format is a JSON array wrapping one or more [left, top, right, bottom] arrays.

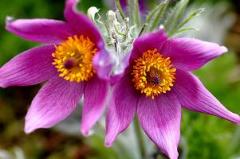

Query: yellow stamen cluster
[[52, 35, 97, 82], [131, 49, 176, 99]]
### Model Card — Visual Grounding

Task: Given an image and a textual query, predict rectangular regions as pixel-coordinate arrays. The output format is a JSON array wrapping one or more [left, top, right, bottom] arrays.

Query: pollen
[[52, 35, 97, 82], [131, 49, 176, 99]]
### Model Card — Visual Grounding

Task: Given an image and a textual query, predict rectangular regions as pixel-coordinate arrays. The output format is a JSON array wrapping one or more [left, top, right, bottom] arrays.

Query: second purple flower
[[105, 29, 240, 159]]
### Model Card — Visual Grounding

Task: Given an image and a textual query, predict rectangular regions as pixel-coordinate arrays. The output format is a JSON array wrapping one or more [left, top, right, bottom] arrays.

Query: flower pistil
[[131, 49, 176, 99], [52, 35, 97, 82]]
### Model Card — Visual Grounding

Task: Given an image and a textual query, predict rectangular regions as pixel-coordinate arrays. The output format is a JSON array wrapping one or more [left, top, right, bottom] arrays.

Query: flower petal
[[6, 18, 72, 43], [105, 75, 138, 146], [173, 70, 240, 124], [64, 0, 102, 45], [93, 50, 114, 80], [162, 38, 228, 71], [81, 77, 108, 136], [131, 29, 168, 61], [137, 93, 181, 159], [120, 0, 146, 12], [0, 45, 56, 88], [25, 77, 83, 133]]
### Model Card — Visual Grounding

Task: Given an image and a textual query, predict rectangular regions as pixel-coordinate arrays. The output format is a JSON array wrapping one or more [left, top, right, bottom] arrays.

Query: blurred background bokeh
[[0, 0, 240, 159]]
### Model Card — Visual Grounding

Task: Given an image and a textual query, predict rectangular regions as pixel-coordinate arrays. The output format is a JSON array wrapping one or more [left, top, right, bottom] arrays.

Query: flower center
[[131, 49, 176, 99], [52, 35, 97, 82]]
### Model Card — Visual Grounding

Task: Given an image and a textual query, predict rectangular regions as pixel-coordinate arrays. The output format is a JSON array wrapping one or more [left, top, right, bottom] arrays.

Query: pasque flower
[[0, 0, 110, 135], [105, 29, 240, 159]]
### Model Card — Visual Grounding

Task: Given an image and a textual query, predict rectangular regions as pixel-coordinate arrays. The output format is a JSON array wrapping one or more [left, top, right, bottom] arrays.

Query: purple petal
[[162, 38, 228, 71], [81, 77, 108, 136], [137, 93, 181, 159], [0, 45, 56, 88], [110, 53, 131, 84], [25, 77, 83, 133], [138, 0, 147, 12], [105, 75, 138, 146], [173, 70, 240, 124], [131, 29, 168, 61], [120, 0, 147, 12], [120, 0, 127, 8], [93, 50, 114, 81], [6, 18, 72, 43], [64, 0, 102, 46]]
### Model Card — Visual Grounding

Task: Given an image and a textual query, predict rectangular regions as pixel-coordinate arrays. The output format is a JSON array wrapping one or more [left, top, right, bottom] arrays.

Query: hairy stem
[[134, 118, 147, 159]]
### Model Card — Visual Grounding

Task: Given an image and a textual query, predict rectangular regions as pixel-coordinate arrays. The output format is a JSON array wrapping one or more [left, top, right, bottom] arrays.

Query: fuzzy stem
[[128, 0, 141, 30], [134, 118, 147, 159], [115, 0, 125, 19]]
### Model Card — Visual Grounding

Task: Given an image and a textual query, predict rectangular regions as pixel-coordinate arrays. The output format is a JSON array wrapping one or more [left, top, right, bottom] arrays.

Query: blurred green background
[[0, 0, 240, 159]]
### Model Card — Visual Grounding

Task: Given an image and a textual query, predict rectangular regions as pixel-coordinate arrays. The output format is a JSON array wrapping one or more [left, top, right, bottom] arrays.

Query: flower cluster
[[0, 0, 239, 159]]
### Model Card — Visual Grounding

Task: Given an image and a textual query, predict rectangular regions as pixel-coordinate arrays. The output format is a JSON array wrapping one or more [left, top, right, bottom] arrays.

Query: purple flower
[[0, 0, 110, 136], [105, 29, 240, 159]]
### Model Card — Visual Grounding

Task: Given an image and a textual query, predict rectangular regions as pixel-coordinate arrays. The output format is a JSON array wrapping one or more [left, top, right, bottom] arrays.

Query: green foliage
[[143, 0, 203, 36], [190, 0, 230, 5], [163, 0, 204, 36], [144, 0, 170, 32], [127, 0, 142, 30], [182, 53, 240, 159], [164, 0, 190, 34]]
